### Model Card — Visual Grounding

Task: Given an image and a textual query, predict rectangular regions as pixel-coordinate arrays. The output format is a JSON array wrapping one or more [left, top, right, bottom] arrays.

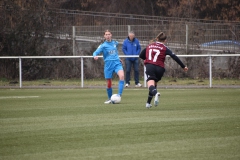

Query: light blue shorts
[[104, 60, 123, 79]]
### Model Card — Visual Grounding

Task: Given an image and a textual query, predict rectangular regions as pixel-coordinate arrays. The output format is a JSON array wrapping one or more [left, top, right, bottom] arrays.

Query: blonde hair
[[149, 39, 155, 44]]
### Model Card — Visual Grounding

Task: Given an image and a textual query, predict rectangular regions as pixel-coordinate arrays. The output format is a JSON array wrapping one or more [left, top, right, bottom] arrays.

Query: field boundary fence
[[56, 24, 240, 56], [1, 54, 240, 88], [47, 9, 240, 54]]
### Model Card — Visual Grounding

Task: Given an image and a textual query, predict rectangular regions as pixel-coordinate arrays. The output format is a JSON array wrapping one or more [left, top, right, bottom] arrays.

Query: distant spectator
[[122, 31, 142, 87]]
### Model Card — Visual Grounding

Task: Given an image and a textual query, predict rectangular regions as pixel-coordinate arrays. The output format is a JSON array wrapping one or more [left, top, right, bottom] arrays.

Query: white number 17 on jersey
[[148, 49, 160, 62]]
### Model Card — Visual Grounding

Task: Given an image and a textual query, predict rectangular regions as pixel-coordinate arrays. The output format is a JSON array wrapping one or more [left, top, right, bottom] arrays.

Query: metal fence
[[73, 24, 240, 53], [49, 8, 240, 26], [1, 54, 240, 88], [47, 9, 240, 53]]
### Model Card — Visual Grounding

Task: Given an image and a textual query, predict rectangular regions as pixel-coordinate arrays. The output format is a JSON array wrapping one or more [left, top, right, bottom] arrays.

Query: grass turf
[[0, 88, 240, 160], [1, 78, 240, 87]]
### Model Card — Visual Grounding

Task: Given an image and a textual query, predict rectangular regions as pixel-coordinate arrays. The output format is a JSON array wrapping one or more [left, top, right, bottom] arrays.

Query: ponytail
[[156, 32, 167, 42], [149, 38, 155, 44]]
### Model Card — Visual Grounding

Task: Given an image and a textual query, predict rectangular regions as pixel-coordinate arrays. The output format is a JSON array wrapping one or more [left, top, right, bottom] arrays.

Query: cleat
[[154, 92, 160, 106], [104, 99, 112, 104], [146, 103, 152, 109], [135, 83, 142, 87], [125, 83, 129, 87]]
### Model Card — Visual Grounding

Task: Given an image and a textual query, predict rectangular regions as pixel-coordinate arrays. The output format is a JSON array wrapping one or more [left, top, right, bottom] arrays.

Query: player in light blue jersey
[[93, 29, 125, 104]]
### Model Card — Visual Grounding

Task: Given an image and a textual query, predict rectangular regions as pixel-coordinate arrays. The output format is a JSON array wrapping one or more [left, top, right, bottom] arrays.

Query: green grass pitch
[[0, 88, 240, 160]]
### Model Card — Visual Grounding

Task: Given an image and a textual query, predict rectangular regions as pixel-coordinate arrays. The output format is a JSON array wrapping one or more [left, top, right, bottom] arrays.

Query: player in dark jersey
[[139, 32, 188, 109]]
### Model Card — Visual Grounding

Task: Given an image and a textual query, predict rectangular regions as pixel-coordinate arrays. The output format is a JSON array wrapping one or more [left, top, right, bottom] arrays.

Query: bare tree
[[0, 0, 64, 80]]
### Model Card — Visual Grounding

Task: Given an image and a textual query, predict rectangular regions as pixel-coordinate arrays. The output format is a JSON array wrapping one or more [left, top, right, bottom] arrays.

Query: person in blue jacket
[[122, 31, 142, 87], [93, 29, 125, 104]]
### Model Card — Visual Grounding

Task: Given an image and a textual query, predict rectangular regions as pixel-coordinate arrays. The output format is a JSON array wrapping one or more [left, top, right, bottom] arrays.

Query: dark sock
[[149, 85, 157, 96], [147, 91, 153, 104]]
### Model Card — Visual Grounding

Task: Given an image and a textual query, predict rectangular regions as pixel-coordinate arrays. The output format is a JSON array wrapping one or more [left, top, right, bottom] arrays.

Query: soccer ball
[[111, 94, 121, 104]]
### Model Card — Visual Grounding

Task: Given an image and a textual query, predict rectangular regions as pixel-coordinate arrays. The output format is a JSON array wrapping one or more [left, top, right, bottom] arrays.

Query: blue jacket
[[122, 37, 141, 61]]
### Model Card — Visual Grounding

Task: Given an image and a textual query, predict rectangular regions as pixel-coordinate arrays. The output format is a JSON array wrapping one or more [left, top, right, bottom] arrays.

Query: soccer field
[[0, 88, 240, 160]]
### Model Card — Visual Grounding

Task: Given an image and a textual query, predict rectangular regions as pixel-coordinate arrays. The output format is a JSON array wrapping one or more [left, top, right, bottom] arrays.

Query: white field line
[[0, 96, 40, 99]]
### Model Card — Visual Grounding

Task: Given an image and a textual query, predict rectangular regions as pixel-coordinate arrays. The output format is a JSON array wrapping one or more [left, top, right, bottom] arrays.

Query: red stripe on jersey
[[144, 42, 166, 68]]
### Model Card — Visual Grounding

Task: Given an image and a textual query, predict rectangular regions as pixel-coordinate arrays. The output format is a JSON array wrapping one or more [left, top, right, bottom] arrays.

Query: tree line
[[0, 0, 239, 80]]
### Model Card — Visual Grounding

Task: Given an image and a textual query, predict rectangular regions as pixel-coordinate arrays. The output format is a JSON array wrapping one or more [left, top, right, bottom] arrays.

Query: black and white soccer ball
[[111, 94, 121, 104]]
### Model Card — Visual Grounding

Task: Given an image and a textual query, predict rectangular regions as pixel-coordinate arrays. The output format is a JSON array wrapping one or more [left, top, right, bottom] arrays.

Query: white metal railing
[[0, 54, 240, 88]]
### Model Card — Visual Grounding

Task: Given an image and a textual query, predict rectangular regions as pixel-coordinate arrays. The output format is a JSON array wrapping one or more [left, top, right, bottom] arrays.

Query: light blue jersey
[[93, 40, 120, 62], [93, 40, 123, 79], [93, 39, 124, 99]]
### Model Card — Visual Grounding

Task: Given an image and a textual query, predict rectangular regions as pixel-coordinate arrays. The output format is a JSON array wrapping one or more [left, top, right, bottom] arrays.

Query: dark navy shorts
[[145, 63, 165, 82]]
